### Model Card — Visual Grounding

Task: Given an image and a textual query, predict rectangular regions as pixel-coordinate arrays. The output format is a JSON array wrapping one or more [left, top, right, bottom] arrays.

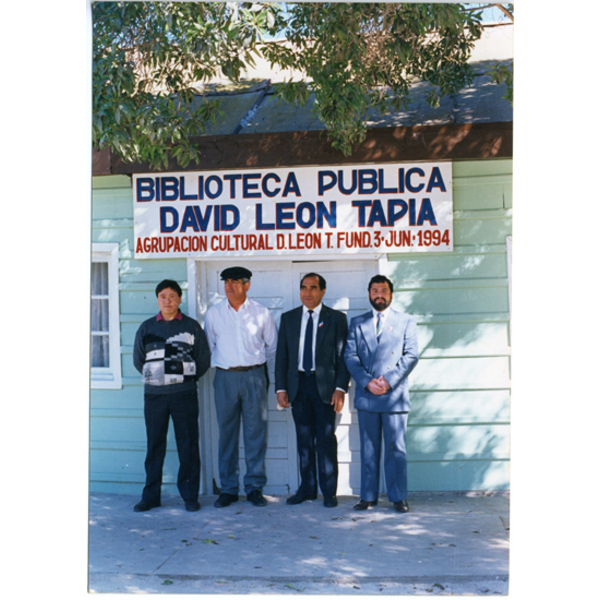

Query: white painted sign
[[133, 162, 453, 258]]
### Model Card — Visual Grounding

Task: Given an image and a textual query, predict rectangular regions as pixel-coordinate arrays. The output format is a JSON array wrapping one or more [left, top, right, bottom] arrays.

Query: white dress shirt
[[204, 297, 278, 370], [297, 303, 322, 372], [373, 306, 391, 337]]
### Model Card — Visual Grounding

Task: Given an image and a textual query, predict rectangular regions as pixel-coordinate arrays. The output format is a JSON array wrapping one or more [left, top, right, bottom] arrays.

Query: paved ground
[[88, 491, 509, 595]]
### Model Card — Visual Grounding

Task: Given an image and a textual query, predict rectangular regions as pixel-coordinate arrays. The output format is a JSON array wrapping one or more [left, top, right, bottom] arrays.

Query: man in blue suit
[[275, 273, 350, 508], [344, 275, 419, 513]]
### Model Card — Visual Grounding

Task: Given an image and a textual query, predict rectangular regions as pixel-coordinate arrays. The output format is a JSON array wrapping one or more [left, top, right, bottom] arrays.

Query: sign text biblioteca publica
[[133, 163, 453, 258]]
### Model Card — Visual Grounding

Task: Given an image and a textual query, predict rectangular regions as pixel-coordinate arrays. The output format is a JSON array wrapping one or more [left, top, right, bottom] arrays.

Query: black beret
[[220, 266, 252, 281]]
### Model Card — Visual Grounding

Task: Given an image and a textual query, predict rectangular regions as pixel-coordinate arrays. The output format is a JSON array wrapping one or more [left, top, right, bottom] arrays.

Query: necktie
[[376, 313, 383, 342], [303, 310, 314, 372]]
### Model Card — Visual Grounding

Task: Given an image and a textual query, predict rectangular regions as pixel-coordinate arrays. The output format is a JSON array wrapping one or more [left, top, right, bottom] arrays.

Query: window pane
[[91, 298, 109, 332], [91, 334, 110, 368], [91, 262, 109, 296]]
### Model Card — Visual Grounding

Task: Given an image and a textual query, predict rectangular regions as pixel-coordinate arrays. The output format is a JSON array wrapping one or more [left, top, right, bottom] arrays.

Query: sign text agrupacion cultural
[[133, 162, 453, 258]]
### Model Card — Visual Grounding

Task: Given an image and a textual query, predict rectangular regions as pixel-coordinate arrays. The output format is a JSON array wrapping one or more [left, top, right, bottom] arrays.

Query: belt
[[218, 363, 264, 372], [298, 370, 315, 377]]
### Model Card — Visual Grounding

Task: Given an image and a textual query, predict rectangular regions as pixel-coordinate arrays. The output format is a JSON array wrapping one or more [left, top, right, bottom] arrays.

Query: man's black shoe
[[353, 499, 378, 511], [324, 496, 338, 508], [214, 493, 239, 508], [247, 489, 268, 506], [134, 500, 161, 512], [394, 500, 409, 513], [286, 492, 317, 505], [185, 500, 201, 512]]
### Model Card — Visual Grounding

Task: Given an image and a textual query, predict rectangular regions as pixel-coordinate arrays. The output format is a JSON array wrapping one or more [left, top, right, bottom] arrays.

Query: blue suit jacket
[[275, 304, 350, 404], [344, 308, 419, 412]]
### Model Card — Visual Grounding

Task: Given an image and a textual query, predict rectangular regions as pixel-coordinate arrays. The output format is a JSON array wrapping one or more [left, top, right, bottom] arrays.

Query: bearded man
[[344, 275, 419, 513]]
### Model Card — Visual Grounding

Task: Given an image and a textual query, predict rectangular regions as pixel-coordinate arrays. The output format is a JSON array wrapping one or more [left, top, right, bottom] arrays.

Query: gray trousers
[[213, 367, 268, 495], [357, 410, 409, 503]]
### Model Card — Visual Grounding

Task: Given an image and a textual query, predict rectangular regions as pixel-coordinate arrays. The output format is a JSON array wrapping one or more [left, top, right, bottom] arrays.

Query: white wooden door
[[199, 259, 378, 496], [290, 261, 378, 495]]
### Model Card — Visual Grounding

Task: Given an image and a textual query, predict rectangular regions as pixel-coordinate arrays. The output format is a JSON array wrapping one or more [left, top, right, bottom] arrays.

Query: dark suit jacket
[[344, 308, 419, 413], [275, 304, 351, 404]]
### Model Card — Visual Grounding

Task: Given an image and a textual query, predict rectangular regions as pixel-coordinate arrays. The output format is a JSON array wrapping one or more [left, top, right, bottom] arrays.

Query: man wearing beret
[[204, 266, 278, 507]]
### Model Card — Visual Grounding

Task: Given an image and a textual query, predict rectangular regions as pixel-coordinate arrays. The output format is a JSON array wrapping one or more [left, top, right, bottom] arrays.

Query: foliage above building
[[93, 2, 513, 170]]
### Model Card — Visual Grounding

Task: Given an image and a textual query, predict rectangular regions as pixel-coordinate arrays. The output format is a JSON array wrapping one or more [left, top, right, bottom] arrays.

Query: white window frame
[[506, 236, 512, 316], [91, 243, 122, 389]]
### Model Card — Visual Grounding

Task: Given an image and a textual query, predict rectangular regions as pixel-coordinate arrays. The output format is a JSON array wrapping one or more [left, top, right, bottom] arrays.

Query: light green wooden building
[[91, 48, 512, 497]]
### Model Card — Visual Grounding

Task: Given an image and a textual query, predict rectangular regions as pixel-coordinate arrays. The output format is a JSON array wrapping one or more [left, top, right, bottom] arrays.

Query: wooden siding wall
[[90, 159, 511, 494], [388, 160, 511, 491]]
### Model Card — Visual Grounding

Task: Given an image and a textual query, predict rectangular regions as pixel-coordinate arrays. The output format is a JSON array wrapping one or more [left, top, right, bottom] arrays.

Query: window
[[91, 243, 122, 389]]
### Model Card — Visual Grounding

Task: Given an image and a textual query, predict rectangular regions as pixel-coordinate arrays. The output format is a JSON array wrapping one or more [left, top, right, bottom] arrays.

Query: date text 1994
[[415, 229, 451, 247]]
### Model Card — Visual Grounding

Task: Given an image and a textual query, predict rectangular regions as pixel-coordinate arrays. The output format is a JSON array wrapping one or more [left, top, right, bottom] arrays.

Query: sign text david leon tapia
[[133, 163, 453, 258]]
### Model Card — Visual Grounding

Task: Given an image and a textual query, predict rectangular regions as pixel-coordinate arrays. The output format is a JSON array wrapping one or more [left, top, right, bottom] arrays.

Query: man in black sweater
[[133, 280, 211, 512]]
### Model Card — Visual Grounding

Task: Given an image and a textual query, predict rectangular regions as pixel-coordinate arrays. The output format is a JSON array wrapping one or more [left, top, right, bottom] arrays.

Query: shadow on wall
[[383, 224, 511, 492]]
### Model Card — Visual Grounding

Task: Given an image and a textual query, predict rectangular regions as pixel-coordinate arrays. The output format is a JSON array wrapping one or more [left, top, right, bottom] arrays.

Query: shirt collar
[[303, 303, 322, 317], [157, 310, 183, 322], [227, 297, 249, 311], [372, 306, 391, 319]]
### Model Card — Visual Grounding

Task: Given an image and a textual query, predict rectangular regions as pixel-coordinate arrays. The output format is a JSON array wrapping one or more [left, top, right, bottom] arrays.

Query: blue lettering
[[367, 200, 388, 227], [255, 204, 275, 230], [358, 169, 377, 194], [426, 166, 447, 192], [398, 168, 405, 194], [161, 177, 179, 201], [220, 205, 240, 231], [338, 170, 357, 195], [388, 199, 408, 225], [317, 202, 336, 228], [262, 173, 281, 198], [296, 202, 316, 229], [276, 202, 296, 229], [417, 198, 437, 225], [318, 171, 336, 196], [282, 172, 301, 197], [352, 200, 372, 227], [243, 173, 261, 198], [205, 176, 223, 199], [160, 206, 179, 232], [193, 205, 213, 231], [136, 178, 155, 202], [224, 174, 242, 198], [406, 168, 425, 193], [180, 205, 200, 232], [409, 198, 417, 225], [378, 169, 398, 194], [179, 177, 198, 200]]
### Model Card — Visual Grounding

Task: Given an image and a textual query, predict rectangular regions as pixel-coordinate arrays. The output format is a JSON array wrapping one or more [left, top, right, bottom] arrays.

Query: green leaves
[[488, 62, 514, 103], [93, 1, 279, 169], [263, 3, 484, 155], [93, 2, 509, 169]]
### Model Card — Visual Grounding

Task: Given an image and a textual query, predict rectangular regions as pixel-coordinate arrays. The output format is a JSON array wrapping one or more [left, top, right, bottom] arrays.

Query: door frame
[[186, 253, 388, 495]]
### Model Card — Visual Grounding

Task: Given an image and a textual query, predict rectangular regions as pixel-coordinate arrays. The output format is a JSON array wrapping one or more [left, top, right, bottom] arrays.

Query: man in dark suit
[[275, 273, 351, 508], [344, 275, 419, 513]]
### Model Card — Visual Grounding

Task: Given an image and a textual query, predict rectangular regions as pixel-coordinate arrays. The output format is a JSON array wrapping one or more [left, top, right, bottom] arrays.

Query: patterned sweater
[[133, 312, 211, 395]]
